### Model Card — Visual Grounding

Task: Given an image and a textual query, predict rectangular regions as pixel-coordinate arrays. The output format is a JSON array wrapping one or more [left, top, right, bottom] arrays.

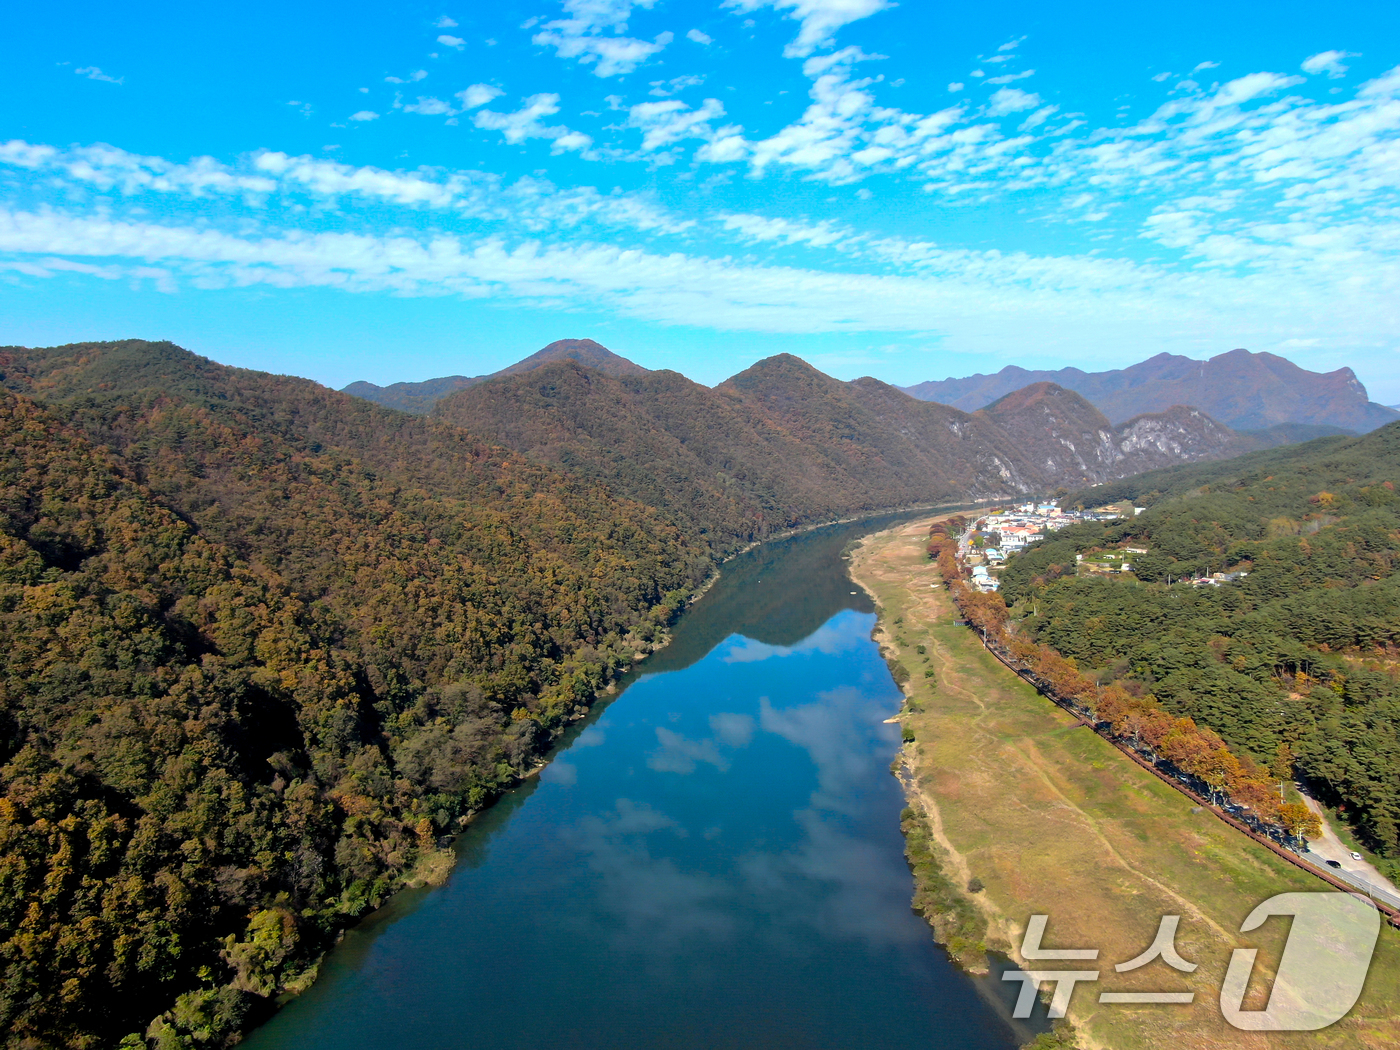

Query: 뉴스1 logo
[[1003, 892, 1381, 1031]]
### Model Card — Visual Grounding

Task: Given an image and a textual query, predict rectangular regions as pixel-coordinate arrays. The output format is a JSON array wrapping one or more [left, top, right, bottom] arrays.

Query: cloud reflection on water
[[564, 799, 736, 945], [709, 712, 755, 747], [647, 726, 730, 774], [568, 614, 913, 958], [720, 620, 861, 663], [759, 686, 894, 813]]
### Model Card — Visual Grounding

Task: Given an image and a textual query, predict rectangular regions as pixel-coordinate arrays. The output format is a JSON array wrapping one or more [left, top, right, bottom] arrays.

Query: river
[[243, 514, 1037, 1050]]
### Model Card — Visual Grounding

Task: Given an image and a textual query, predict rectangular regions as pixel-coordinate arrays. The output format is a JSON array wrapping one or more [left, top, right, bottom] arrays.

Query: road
[[1299, 793, 1400, 902]]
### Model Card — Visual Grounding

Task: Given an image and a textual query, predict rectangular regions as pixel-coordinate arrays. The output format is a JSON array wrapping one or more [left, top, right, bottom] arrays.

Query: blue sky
[[3, 1, 1400, 400]]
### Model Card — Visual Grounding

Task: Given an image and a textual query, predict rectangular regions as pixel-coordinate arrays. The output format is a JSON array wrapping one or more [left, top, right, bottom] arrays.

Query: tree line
[[934, 423, 1400, 874]]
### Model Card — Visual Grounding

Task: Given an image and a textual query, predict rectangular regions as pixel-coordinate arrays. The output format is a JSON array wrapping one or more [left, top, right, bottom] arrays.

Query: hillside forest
[[964, 425, 1400, 874], [2, 336, 1392, 1050], [0, 341, 705, 1049]]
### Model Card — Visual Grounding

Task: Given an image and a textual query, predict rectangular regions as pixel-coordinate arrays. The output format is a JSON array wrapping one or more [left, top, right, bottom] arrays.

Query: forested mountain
[[999, 423, 1400, 872], [0, 339, 701, 1048], [903, 348, 1399, 432], [0, 335, 1368, 1047], [432, 355, 1263, 552], [344, 338, 649, 414]]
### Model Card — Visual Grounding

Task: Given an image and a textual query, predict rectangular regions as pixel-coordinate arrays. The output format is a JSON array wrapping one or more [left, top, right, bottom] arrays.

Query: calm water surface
[[245, 516, 1032, 1050]]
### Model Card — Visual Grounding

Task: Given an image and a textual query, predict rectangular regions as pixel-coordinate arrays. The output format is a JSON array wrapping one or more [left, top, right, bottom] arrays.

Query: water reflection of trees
[[640, 512, 929, 678]]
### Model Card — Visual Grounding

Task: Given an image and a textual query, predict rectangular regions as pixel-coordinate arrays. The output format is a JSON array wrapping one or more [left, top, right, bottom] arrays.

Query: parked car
[[1350, 851, 1363, 861]]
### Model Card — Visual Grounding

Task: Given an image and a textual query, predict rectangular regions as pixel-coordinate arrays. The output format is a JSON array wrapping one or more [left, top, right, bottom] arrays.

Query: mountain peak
[[497, 338, 650, 379], [343, 338, 648, 413], [718, 353, 836, 394], [980, 380, 1101, 417]]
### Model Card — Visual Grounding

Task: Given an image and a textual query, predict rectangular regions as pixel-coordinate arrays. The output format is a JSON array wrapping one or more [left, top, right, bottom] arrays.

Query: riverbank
[[243, 516, 1024, 1050], [850, 517, 1400, 1050]]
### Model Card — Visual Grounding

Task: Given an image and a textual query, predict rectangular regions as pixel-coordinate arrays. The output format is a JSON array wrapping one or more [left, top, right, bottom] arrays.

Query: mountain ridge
[[901, 348, 1399, 432], [344, 338, 648, 414], [431, 357, 1268, 552]]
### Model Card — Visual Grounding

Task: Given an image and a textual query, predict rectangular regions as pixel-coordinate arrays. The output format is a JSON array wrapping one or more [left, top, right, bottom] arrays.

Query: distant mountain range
[[414, 348, 1290, 544], [900, 348, 1399, 433], [342, 341, 1361, 544], [343, 338, 646, 413], [349, 343, 1397, 438]]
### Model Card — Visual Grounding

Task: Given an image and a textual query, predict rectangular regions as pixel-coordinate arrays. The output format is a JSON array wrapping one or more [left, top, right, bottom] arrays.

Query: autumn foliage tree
[[0, 343, 706, 1049]]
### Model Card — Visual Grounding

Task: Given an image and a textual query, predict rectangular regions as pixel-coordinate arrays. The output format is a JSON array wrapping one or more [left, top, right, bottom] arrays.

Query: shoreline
[[847, 515, 1006, 965], [253, 500, 998, 1028], [846, 515, 1400, 1050]]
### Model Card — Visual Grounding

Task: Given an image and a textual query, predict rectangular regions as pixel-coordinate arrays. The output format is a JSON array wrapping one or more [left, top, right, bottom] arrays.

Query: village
[[956, 500, 1248, 592]]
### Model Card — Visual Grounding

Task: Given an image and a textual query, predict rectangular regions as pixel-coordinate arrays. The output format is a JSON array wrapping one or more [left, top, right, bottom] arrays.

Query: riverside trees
[[948, 424, 1400, 874], [0, 342, 701, 1048]]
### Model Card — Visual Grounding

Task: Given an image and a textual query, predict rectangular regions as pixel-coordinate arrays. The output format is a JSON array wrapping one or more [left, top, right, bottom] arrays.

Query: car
[[1326, 860, 1343, 868], [1351, 851, 1364, 861]]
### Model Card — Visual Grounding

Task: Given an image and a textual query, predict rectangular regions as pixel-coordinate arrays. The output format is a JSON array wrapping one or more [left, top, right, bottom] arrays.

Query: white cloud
[[385, 70, 429, 84], [401, 96, 455, 115], [0, 139, 704, 237], [628, 98, 727, 150], [724, 0, 892, 58], [4, 156, 1400, 369], [1302, 50, 1358, 78], [533, 0, 673, 77], [0, 205, 1220, 331], [1191, 60, 1220, 74], [998, 35, 1026, 52], [8, 60, 1400, 376], [986, 87, 1041, 116], [717, 212, 850, 248], [1018, 105, 1058, 131], [474, 94, 595, 153], [456, 84, 503, 109], [0, 141, 58, 168], [0, 140, 277, 196], [437, 35, 465, 48], [649, 74, 705, 96], [986, 69, 1035, 85], [948, 82, 964, 93], [253, 152, 466, 207], [349, 110, 380, 121], [687, 28, 712, 44], [435, 15, 458, 27], [636, 41, 1399, 220], [74, 66, 123, 84], [1211, 70, 1303, 106]]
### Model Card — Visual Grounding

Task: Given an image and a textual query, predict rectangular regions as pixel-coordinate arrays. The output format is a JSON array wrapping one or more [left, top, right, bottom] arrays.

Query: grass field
[[850, 517, 1400, 1050]]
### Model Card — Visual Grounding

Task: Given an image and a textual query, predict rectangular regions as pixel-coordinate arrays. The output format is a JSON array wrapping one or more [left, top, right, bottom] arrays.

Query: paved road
[[1299, 793, 1400, 904]]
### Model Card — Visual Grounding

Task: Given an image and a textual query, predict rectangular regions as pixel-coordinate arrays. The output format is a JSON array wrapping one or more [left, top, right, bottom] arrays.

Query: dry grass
[[851, 517, 1400, 1050]]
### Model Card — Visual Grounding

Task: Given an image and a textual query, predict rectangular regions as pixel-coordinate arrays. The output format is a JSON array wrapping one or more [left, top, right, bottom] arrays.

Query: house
[[969, 563, 1000, 591]]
